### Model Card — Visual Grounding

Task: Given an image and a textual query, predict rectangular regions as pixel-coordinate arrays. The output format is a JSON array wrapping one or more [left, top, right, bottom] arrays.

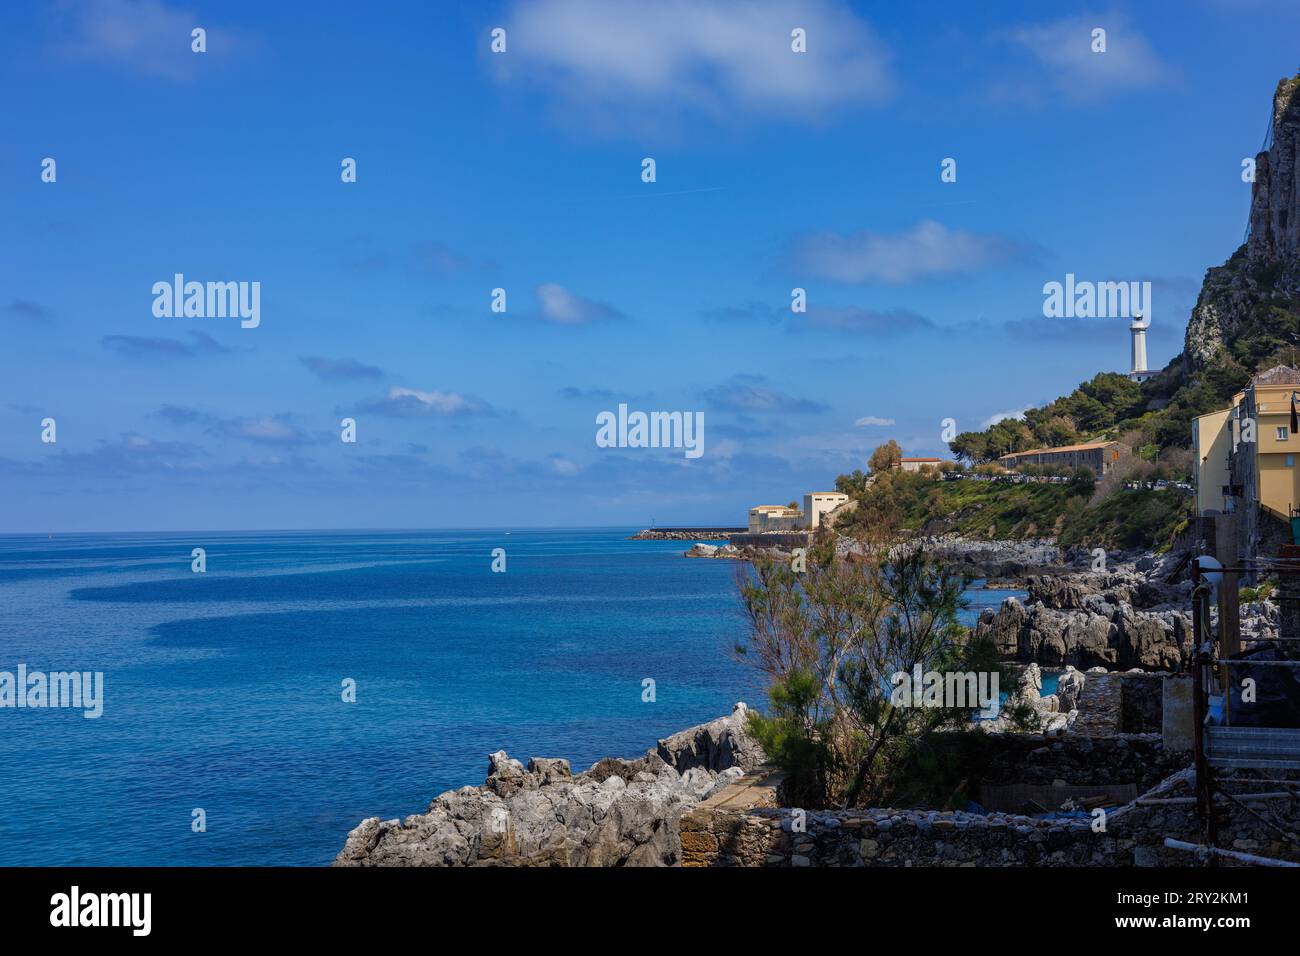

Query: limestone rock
[[974, 592, 1188, 672], [1055, 665, 1086, 711], [333, 704, 766, 867], [656, 701, 766, 774]]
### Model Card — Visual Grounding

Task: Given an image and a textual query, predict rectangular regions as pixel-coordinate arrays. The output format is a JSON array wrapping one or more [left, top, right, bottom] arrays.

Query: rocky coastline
[[629, 528, 741, 541], [972, 552, 1205, 671], [339, 536, 1284, 866], [334, 703, 766, 867], [681, 533, 1078, 576], [879, 534, 1068, 579]]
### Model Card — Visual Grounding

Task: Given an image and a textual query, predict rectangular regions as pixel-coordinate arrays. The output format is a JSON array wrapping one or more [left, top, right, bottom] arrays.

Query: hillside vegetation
[[951, 252, 1299, 468], [837, 469, 1192, 553]]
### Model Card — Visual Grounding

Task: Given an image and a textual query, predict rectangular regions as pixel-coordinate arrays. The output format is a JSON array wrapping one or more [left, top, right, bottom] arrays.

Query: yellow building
[[1192, 407, 1232, 515], [1194, 365, 1300, 556], [1242, 369, 1300, 522]]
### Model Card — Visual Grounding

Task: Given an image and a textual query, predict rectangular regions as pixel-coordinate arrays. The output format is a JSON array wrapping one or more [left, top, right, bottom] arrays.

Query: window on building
[[1289, 455, 1295, 468], [1278, 426, 1290, 441]]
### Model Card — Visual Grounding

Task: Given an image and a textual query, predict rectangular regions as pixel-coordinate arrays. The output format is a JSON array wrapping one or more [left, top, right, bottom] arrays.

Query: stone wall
[[727, 532, 813, 550], [1121, 673, 1164, 733], [682, 804, 1107, 867], [681, 769, 1300, 867], [978, 734, 1187, 790]]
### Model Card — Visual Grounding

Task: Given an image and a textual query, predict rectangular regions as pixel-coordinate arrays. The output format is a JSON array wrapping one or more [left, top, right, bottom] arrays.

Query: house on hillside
[[997, 440, 1129, 476], [894, 457, 944, 474], [1193, 365, 1300, 558]]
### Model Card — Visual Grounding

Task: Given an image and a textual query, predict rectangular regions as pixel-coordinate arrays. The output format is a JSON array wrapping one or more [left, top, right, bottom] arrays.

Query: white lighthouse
[[1129, 312, 1153, 382]]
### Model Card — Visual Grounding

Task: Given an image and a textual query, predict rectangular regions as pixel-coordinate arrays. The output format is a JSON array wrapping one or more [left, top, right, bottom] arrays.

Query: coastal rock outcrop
[[1054, 665, 1086, 711], [631, 529, 737, 541], [1238, 599, 1280, 643], [881, 535, 1064, 579], [974, 663, 1081, 735], [976, 552, 1194, 672], [975, 596, 1189, 671], [334, 703, 765, 867], [1025, 570, 1189, 612], [656, 701, 767, 774], [684, 542, 743, 559]]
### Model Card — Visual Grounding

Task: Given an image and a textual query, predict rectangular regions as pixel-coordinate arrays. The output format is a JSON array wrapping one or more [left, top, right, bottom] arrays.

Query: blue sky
[[2, 0, 1296, 532]]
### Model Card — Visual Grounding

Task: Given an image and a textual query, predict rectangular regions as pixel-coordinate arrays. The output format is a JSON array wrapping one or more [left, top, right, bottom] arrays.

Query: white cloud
[[980, 408, 1029, 429], [704, 374, 828, 414], [854, 415, 895, 427], [392, 388, 467, 413], [1004, 13, 1174, 100], [711, 438, 740, 460], [359, 387, 495, 418], [790, 220, 1032, 284], [48, 0, 250, 81], [492, 0, 894, 133], [535, 283, 623, 324]]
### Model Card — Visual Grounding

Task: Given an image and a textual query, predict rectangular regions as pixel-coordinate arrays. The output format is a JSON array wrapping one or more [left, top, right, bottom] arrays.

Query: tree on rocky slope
[[733, 545, 1030, 809], [868, 439, 903, 474]]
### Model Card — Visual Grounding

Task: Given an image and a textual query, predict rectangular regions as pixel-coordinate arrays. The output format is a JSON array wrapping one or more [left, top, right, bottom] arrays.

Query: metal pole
[[1190, 561, 1219, 859], [1164, 838, 1300, 867]]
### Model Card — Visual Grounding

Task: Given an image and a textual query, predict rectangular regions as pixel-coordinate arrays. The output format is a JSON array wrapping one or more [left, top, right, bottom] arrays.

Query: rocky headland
[[334, 703, 765, 867]]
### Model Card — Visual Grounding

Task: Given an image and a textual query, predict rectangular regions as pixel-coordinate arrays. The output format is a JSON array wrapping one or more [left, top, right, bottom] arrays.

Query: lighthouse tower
[[1129, 312, 1153, 383]]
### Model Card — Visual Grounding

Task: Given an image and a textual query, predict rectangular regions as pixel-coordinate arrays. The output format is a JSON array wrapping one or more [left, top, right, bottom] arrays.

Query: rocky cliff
[[1183, 75, 1300, 373], [333, 703, 765, 867], [1247, 76, 1300, 264]]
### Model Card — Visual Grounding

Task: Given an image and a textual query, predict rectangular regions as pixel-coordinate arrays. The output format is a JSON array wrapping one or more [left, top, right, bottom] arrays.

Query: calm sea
[[0, 529, 1020, 866]]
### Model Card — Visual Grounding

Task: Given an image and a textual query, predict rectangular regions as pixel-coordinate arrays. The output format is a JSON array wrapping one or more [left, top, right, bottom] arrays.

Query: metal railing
[[1189, 561, 1300, 855]]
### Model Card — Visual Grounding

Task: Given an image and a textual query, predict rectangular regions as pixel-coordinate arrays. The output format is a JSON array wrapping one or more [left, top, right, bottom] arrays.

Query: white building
[[803, 492, 849, 529], [748, 505, 803, 532], [748, 493, 849, 532]]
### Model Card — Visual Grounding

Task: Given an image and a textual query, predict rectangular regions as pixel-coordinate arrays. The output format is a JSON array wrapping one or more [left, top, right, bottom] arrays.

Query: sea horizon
[[0, 527, 1018, 866], [0, 524, 718, 538]]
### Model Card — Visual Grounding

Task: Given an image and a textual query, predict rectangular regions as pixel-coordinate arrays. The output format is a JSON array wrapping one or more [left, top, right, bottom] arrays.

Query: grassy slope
[[1056, 487, 1192, 551]]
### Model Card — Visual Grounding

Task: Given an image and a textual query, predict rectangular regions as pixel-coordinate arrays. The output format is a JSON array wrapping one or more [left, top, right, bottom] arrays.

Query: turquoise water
[[961, 584, 1058, 716], [0, 530, 1020, 865]]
